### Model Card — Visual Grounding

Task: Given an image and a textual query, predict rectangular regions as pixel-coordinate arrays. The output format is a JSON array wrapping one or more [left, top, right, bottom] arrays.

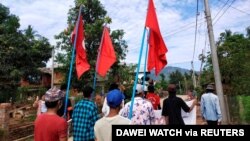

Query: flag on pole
[[145, 0, 168, 76], [97, 27, 116, 77], [71, 15, 90, 79]]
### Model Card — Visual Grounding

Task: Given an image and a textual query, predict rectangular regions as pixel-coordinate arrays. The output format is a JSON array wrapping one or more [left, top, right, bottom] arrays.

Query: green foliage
[[201, 27, 250, 124], [55, 0, 128, 90], [201, 27, 250, 96], [169, 70, 184, 84], [0, 4, 52, 102], [235, 96, 250, 124], [169, 70, 185, 94], [155, 74, 168, 91]]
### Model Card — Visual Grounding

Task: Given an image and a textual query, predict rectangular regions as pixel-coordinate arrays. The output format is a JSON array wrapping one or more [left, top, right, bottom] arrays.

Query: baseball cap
[[45, 87, 63, 102], [136, 84, 143, 94], [107, 89, 124, 108]]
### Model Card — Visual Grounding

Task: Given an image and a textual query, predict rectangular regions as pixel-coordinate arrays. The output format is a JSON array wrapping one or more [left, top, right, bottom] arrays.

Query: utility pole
[[204, 0, 228, 124], [191, 61, 197, 88], [51, 47, 54, 88]]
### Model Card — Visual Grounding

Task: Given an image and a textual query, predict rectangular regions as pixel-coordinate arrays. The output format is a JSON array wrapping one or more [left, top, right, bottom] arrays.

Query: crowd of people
[[33, 81, 222, 141]]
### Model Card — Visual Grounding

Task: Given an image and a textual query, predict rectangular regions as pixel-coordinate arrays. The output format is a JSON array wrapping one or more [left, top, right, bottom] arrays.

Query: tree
[[169, 70, 184, 94], [0, 4, 52, 102], [55, 0, 128, 90], [154, 73, 168, 92], [201, 27, 250, 96]]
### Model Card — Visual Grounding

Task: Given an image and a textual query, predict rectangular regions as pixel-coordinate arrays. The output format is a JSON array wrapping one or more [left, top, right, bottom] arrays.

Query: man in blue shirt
[[72, 86, 99, 141], [200, 84, 222, 125]]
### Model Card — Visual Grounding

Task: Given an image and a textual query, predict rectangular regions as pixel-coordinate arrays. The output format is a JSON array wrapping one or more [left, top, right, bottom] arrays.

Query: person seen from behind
[[57, 83, 73, 119], [94, 89, 130, 141], [146, 85, 161, 110], [200, 84, 222, 125], [34, 87, 67, 141], [162, 84, 196, 125], [102, 83, 125, 117], [120, 84, 155, 125], [72, 86, 99, 141]]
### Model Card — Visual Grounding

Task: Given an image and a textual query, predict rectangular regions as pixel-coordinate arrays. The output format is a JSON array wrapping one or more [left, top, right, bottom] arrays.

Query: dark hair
[[60, 84, 67, 91], [206, 89, 214, 93], [45, 100, 59, 108], [83, 86, 93, 98], [148, 85, 154, 93], [108, 83, 119, 91]]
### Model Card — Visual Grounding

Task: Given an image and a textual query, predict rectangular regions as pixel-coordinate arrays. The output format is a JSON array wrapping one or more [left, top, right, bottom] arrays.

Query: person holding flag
[[128, 0, 168, 121], [63, 6, 90, 120]]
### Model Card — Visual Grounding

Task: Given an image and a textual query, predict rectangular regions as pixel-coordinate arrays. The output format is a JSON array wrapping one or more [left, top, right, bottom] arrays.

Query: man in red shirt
[[146, 85, 161, 110], [34, 87, 68, 141]]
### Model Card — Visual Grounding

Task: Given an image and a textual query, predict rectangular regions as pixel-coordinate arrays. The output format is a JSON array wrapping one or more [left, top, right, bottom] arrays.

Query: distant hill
[[148, 66, 193, 80]]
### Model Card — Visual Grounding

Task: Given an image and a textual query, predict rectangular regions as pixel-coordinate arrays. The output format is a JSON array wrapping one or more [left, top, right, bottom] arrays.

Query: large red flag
[[145, 0, 168, 76], [71, 15, 90, 79], [97, 27, 116, 77]]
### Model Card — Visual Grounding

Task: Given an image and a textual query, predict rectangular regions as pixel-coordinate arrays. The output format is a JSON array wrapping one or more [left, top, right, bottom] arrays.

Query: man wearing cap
[[200, 84, 222, 125], [120, 84, 155, 125], [72, 86, 99, 141], [94, 89, 130, 141], [34, 87, 68, 141], [162, 84, 196, 125]]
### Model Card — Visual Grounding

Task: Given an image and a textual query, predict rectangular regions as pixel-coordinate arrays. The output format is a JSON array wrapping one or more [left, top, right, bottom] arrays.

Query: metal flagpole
[[129, 27, 147, 119], [63, 6, 82, 119], [142, 29, 149, 93]]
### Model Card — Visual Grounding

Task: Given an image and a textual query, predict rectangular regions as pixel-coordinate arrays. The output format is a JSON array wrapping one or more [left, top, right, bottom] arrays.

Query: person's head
[[168, 84, 177, 96], [44, 87, 63, 109], [148, 85, 154, 93], [136, 84, 144, 97], [95, 94, 102, 106], [161, 91, 169, 98], [108, 83, 119, 91], [205, 84, 214, 93], [107, 89, 124, 110], [41, 95, 45, 101], [60, 83, 67, 91], [83, 86, 93, 98]]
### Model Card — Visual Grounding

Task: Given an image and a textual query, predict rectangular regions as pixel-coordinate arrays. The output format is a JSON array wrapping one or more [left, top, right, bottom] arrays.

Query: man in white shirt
[[94, 89, 130, 141]]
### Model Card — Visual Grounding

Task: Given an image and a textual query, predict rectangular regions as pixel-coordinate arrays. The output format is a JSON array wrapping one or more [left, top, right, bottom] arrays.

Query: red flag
[[97, 27, 116, 77], [71, 15, 90, 79], [145, 0, 168, 76]]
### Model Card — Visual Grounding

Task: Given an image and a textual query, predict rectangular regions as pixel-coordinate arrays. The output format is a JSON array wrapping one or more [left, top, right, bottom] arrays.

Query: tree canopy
[[0, 4, 52, 102], [55, 0, 128, 91], [201, 26, 250, 96]]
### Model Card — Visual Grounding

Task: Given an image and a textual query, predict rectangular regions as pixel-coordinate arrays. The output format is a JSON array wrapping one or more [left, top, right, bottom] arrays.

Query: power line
[[213, 0, 230, 21], [218, 0, 250, 16], [164, 20, 206, 38], [213, 0, 236, 25]]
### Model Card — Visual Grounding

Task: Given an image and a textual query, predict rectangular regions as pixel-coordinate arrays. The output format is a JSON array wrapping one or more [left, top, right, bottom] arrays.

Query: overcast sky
[[2, 0, 250, 71]]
